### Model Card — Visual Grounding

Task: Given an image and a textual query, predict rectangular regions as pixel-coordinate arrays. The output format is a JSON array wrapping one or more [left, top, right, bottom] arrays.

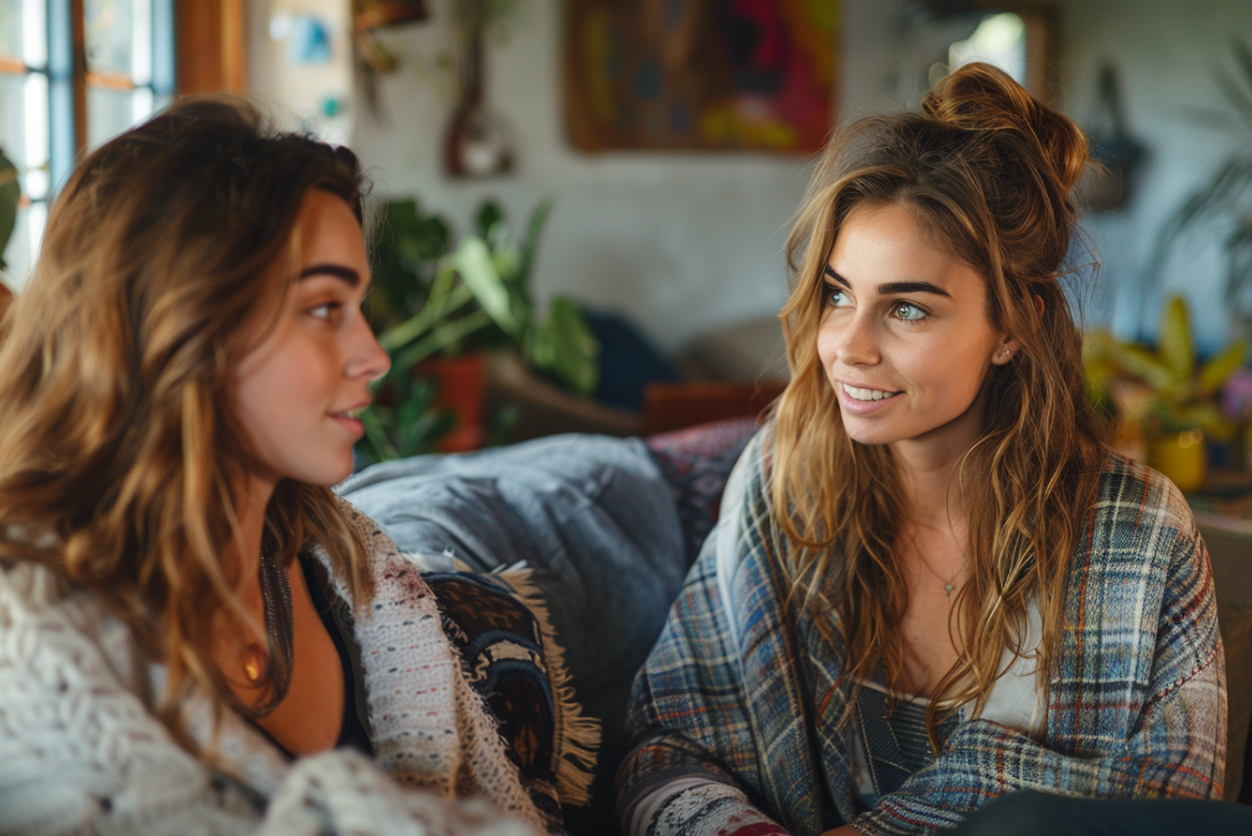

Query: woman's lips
[[837, 381, 902, 414], [329, 406, 367, 438]]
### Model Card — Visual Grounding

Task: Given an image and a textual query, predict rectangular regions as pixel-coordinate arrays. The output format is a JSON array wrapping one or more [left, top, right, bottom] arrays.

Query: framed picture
[[564, 0, 838, 153]]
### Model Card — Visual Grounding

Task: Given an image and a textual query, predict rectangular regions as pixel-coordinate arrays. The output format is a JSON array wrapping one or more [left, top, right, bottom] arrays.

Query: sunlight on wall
[[948, 13, 1026, 85]]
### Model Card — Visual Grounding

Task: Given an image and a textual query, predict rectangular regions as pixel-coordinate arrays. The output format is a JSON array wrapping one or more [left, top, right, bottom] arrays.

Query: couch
[[339, 418, 1252, 834]]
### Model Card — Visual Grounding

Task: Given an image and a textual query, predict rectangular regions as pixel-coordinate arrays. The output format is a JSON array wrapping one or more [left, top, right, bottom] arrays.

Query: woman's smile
[[837, 381, 903, 413], [329, 401, 371, 438]]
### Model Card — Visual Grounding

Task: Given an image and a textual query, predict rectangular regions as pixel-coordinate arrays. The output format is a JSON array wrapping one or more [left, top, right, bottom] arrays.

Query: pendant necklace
[[906, 531, 961, 597], [929, 567, 957, 597], [238, 549, 295, 719]]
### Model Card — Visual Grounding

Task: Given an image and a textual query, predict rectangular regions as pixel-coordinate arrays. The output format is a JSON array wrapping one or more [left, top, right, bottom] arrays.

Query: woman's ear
[[990, 334, 1021, 366]]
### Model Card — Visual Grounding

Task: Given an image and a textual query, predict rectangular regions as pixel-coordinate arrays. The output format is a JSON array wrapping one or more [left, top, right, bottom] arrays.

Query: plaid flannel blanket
[[617, 430, 1226, 836]]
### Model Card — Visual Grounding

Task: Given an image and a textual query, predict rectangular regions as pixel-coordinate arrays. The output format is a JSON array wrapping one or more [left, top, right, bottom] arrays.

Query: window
[[949, 13, 1028, 86], [930, 8, 1058, 104], [0, 0, 174, 289]]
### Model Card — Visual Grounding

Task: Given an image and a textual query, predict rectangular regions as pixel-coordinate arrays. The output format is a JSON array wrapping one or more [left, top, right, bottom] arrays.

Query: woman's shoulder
[[1071, 450, 1210, 620], [720, 423, 777, 504], [331, 495, 405, 559], [1090, 450, 1198, 543]]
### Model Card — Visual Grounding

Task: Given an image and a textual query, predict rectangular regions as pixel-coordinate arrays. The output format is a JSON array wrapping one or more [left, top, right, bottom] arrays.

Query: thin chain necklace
[[919, 554, 959, 597], [238, 550, 295, 719], [905, 530, 962, 597]]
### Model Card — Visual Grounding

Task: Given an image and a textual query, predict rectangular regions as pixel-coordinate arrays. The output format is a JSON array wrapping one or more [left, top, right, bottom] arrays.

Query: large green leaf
[[1106, 341, 1179, 391], [518, 199, 553, 292], [378, 281, 475, 353], [1158, 295, 1194, 377], [1197, 339, 1248, 395], [454, 237, 519, 336], [0, 149, 20, 272], [526, 296, 599, 396]]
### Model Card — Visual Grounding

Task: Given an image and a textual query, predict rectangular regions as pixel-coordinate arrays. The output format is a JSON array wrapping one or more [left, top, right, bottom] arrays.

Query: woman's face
[[816, 202, 1016, 457], [232, 190, 389, 490]]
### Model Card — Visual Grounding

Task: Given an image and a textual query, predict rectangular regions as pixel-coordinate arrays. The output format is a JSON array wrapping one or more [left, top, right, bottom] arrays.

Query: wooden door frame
[[176, 0, 245, 95]]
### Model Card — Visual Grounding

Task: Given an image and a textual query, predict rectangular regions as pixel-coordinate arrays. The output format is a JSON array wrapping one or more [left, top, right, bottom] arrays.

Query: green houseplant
[[357, 197, 599, 465], [0, 147, 20, 275], [1086, 295, 1247, 490]]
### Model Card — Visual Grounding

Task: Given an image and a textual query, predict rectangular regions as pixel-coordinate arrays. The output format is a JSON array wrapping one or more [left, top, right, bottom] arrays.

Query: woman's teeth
[[336, 408, 365, 419], [842, 384, 897, 402]]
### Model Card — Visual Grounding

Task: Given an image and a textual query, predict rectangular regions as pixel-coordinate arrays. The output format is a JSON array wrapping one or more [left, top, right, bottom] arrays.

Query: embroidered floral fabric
[[425, 572, 575, 834]]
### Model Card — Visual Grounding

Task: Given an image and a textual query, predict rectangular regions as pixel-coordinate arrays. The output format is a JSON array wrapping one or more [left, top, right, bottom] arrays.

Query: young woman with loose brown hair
[[0, 97, 594, 835], [617, 63, 1225, 836]]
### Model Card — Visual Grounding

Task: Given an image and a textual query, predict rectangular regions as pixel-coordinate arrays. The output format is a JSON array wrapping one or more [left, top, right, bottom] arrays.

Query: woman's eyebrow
[[823, 266, 951, 299], [298, 264, 359, 287], [877, 281, 951, 298], [823, 265, 850, 287]]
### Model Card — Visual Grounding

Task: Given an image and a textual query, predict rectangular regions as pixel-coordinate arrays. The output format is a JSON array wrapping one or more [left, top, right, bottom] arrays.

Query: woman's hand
[[819, 826, 861, 836]]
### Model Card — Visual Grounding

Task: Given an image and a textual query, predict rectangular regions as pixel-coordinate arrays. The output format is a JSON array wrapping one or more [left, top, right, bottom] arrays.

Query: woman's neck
[[231, 473, 277, 593], [889, 378, 992, 529], [892, 442, 969, 531]]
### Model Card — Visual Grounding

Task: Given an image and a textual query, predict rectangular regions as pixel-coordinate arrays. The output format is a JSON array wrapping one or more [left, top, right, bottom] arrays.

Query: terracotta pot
[[1147, 428, 1206, 494], [416, 353, 486, 453]]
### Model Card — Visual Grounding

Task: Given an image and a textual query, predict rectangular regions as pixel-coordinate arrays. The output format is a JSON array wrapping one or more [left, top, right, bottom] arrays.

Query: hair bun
[[922, 62, 1088, 192]]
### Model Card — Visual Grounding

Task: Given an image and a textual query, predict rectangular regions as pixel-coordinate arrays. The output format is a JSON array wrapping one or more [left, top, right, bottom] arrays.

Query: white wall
[[350, 0, 911, 352], [347, 0, 1251, 352], [247, 0, 355, 143]]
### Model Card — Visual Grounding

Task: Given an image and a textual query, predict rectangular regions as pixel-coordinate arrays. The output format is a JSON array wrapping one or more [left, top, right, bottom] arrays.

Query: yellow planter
[[1147, 429, 1206, 493]]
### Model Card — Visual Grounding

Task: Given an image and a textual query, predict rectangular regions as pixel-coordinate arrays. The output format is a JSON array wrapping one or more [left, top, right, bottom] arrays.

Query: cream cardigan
[[0, 500, 549, 836]]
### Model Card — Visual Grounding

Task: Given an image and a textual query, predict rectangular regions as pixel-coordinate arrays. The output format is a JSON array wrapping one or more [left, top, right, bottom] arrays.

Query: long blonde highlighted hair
[[771, 64, 1105, 731], [0, 96, 375, 749]]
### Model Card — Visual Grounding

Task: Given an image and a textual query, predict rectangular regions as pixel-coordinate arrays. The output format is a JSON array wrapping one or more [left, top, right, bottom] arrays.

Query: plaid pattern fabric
[[617, 430, 1227, 836]]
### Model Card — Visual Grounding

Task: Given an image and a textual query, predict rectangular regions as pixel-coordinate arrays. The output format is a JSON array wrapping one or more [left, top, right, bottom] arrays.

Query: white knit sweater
[[0, 500, 545, 836]]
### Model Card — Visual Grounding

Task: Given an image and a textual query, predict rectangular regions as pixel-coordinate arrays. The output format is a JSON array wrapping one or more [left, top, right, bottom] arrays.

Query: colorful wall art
[[564, 0, 838, 153]]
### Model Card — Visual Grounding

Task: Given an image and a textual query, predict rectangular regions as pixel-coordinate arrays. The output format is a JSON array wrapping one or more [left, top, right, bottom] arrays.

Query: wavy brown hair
[[0, 96, 375, 750], [771, 63, 1106, 735]]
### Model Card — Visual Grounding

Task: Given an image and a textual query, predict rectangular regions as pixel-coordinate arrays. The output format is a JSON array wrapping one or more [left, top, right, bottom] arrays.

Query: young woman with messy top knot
[[616, 63, 1230, 836]]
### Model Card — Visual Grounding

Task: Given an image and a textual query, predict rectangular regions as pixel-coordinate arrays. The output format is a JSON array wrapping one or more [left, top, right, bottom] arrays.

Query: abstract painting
[[564, 0, 838, 153]]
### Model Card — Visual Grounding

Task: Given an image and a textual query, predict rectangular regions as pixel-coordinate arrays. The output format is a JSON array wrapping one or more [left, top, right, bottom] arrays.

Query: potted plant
[[357, 197, 599, 465], [1085, 295, 1247, 492]]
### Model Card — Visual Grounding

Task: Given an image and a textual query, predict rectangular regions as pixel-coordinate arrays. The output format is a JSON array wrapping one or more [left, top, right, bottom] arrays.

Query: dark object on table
[[582, 308, 685, 412]]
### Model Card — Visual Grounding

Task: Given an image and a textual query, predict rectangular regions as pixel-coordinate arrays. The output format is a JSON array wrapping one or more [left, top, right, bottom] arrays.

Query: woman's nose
[[834, 312, 880, 366], [346, 318, 391, 382]]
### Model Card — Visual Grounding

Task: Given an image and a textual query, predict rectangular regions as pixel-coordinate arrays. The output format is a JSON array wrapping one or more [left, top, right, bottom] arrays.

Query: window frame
[[0, 0, 223, 194]]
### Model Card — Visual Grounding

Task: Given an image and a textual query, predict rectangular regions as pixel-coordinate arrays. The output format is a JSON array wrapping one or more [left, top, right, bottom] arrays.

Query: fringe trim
[[494, 563, 602, 807]]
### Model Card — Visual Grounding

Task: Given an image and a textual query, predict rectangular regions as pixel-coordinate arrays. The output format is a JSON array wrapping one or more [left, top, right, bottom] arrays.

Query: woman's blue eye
[[309, 303, 339, 320], [826, 288, 851, 307], [893, 302, 926, 321]]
